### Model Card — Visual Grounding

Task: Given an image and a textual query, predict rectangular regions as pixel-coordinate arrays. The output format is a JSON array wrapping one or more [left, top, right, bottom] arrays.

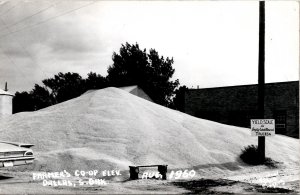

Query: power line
[[0, 14, 49, 84], [0, 4, 55, 34], [0, 1, 97, 93], [0, 45, 33, 92], [0, 1, 96, 40], [0, 2, 19, 17]]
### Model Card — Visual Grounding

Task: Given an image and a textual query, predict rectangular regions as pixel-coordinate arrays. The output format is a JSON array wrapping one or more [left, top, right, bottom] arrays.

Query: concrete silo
[[0, 84, 13, 118]]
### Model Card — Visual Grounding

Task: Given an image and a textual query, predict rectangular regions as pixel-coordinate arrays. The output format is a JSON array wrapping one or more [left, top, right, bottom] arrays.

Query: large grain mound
[[0, 87, 299, 172]]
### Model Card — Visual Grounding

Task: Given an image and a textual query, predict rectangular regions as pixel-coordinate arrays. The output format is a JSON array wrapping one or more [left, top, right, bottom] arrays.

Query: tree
[[172, 85, 188, 112], [13, 71, 109, 113], [85, 72, 108, 90], [30, 84, 54, 110], [107, 42, 179, 106], [13, 91, 34, 113], [13, 85, 54, 113], [42, 72, 86, 103]]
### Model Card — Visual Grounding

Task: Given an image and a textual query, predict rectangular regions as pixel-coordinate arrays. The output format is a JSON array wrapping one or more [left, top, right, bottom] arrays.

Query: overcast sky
[[0, 0, 298, 93]]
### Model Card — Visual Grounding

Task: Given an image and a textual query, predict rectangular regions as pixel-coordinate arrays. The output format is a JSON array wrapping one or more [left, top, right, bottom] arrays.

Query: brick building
[[184, 81, 299, 138]]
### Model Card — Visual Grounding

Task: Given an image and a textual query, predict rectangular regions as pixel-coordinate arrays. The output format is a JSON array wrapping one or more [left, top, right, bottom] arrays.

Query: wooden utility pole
[[258, 1, 265, 161]]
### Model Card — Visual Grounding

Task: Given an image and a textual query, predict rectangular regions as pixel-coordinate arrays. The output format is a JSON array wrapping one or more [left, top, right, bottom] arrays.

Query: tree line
[[13, 42, 187, 113]]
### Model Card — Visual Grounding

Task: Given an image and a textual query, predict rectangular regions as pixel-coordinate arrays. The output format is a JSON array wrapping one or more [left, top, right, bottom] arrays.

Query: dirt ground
[[1, 163, 299, 194]]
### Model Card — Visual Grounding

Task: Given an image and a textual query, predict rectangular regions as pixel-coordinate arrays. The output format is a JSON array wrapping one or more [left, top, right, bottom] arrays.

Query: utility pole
[[258, 1, 265, 161]]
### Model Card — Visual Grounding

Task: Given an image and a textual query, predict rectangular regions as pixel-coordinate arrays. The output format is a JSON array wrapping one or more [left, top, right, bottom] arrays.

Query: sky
[[0, 0, 298, 94]]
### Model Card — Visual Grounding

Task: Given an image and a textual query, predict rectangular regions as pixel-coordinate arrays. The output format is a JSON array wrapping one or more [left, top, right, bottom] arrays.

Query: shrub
[[240, 145, 278, 168], [240, 145, 265, 165]]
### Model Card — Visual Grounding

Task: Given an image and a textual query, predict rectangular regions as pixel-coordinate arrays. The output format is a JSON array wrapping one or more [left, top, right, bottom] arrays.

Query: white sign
[[251, 119, 275, 136]]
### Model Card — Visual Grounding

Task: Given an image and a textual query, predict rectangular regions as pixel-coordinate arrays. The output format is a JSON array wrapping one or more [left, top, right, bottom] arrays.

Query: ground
[[0, 163, 299, 194]]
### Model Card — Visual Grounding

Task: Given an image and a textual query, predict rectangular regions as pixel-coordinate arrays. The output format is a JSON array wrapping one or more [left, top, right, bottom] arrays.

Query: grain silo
[[0, 83, 13, 118]]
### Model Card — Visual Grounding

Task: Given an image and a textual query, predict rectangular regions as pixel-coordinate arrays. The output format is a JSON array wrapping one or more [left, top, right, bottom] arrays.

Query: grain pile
[[0, 87, 298, 173]]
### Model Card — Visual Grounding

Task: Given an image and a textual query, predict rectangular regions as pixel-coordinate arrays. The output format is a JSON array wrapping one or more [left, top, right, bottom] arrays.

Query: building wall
[[185, 81, 299, 138], [0, 95, 13, 118]]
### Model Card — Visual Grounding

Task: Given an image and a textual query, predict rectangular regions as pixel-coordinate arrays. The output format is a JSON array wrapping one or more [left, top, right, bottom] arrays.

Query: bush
[[240, 145, 278, 168], [240, 145, 265, 165]]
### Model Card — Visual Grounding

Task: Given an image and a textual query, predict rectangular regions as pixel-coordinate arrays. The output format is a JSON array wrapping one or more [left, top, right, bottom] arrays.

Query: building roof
[[188, 80, 299, 91], [0, 89, 13, 96], [119, 85, 139, 92], [120, 85, 153, 102]]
